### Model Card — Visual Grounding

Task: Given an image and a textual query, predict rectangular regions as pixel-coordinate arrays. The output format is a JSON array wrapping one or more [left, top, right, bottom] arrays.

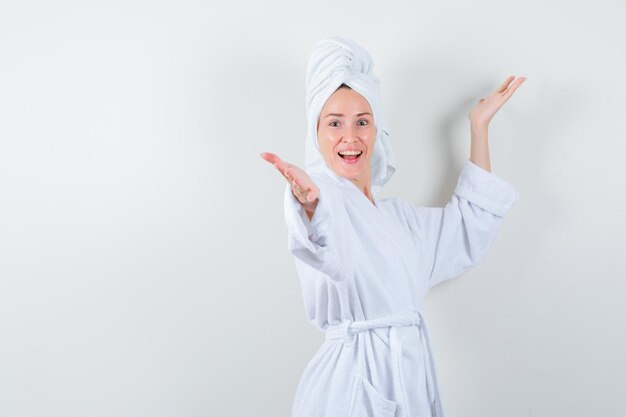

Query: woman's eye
[[358, 119, 368, 126], [329, 121, 340, 127]]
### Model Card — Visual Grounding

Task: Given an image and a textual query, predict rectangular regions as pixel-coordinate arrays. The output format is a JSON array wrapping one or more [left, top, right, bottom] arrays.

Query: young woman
[[261, 36, 525, 417]]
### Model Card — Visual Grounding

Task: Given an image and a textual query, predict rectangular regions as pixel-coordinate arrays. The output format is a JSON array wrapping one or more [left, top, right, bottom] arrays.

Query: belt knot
[[324, 310, 421, 346], [323, 309, 443, 416]]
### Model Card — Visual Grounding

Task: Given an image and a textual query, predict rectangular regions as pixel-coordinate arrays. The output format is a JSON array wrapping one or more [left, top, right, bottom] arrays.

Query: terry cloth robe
[[283, 159, 519, 417]]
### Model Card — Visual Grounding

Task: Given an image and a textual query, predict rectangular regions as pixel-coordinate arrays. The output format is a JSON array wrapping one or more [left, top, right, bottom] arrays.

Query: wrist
[[470, 122, 489, 143], [470, 120, 489, 132]]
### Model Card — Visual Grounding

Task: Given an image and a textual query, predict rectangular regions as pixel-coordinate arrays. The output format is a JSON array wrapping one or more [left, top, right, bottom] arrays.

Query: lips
[[338, 149, 363, 164]]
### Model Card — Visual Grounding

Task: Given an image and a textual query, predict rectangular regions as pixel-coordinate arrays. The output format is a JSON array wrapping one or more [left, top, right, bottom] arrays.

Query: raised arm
[[468, 75, 527, 172], [404, 75, 526, 291], [261, 151, 349, 281]]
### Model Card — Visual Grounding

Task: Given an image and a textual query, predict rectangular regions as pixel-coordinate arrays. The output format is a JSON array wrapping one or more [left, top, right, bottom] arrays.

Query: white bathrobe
[[283, 159, 519, 417], [284, 36, 520, 417]]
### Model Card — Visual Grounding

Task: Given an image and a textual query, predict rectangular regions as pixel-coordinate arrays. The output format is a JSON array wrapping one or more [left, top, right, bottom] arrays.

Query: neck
[[350, 176, 375, 204]]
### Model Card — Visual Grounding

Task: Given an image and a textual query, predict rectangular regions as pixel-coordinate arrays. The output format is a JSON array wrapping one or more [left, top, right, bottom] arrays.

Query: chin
[[333, 165, 368, 181], [339, 169, 361, 179]]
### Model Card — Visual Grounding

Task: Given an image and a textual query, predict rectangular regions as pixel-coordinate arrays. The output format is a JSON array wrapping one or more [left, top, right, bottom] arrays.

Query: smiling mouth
[[338, 150, 363, 162]]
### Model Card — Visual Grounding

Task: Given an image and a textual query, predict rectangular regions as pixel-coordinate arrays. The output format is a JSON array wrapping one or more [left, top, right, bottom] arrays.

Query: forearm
[[469, 122, 491, 173]]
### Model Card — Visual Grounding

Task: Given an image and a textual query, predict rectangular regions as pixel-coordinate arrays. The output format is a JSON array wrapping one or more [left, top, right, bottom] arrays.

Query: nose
[[343, 125, 358, 143]]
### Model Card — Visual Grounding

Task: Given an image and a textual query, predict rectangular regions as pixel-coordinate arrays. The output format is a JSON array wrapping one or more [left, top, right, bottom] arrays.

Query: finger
[[295, 176, 315, 193], [292, 178, 308, 193], [293, 186, 310, 203], [497, 75, 516, 93], [274, 160, 292, 177], [261, 152, 281, 165], [286, 170, 305, 191], [283, 166, 296, 182], [307, 187, 320, 202], [264, 153, 292, 177], [502, 77, 526, 100], [265, 154, 292, 178], [292, 178, 311, 195]]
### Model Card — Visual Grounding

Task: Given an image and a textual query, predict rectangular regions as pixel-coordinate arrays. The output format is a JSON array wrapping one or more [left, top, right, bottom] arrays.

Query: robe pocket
[[346, 374, 397, 417]]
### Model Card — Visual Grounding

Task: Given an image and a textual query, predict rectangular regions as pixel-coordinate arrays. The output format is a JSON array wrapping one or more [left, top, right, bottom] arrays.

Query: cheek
[[319, 131, 340, 149], [363, 134, 375, 149], [317, 136, 336, 158], [365, 133, 376, 156]]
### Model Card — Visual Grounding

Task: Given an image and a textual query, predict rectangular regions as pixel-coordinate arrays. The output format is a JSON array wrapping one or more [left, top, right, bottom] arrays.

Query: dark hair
[[338, 83, 352, 90]]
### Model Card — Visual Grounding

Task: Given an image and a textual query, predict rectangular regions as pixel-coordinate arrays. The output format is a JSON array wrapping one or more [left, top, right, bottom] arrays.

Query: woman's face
[[316, 87, 376, 182]]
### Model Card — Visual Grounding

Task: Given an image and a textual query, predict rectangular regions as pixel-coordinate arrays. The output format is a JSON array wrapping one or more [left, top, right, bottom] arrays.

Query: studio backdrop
[[0, 1, 624, 416]]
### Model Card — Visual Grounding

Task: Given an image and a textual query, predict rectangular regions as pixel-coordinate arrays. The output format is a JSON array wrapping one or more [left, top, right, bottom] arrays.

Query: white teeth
[[338, 150, 363, 156]]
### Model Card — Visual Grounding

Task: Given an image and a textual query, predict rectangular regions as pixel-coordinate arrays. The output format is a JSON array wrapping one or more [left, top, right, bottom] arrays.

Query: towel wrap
[[304, 36, 396, 198]]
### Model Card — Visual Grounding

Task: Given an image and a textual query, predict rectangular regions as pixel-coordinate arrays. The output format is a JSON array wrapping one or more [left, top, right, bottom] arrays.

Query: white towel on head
[[304, 36, 396, 196]]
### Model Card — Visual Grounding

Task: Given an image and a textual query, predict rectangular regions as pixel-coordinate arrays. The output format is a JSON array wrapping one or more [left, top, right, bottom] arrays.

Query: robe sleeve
[[283, 174, 347, 282], [402, 159, 520, 291]]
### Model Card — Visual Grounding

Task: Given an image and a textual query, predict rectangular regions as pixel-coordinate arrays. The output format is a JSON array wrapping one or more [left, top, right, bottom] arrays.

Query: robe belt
[[324, 310, 444, 417]]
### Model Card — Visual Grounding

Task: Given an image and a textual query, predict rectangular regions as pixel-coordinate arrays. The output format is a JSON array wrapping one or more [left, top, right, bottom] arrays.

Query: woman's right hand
[[260, 152, 320, 213]]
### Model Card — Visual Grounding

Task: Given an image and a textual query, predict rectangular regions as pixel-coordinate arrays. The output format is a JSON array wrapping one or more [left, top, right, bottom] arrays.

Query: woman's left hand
[[468, 75, 527, 127]]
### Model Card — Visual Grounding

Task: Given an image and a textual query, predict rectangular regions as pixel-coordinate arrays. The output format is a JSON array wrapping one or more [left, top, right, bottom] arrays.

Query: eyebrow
[[323, 112, 372, 118]]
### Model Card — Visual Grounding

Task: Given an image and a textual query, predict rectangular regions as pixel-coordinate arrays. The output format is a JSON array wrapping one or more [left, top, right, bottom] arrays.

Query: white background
[[1, 0, 624, 416]]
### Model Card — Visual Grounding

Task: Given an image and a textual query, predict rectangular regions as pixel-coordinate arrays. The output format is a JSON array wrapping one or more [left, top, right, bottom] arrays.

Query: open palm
[[468, 75, 527, 127], [260, 152, 320, 206]]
